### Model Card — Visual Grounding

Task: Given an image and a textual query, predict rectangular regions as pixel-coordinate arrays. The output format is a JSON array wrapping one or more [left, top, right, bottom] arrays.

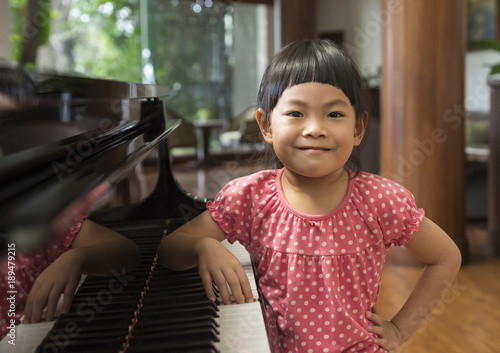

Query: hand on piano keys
[[219, 240, 260, 303], [0, 237, 270, 353], [194, 237, 256, 306], [215, 241, 271, 353]]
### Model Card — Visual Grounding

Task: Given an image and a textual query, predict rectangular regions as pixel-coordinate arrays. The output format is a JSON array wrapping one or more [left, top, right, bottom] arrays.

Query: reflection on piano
[[0, 75, 270, 352]]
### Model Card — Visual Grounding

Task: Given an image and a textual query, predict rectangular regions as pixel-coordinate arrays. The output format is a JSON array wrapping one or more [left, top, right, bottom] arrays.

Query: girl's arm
[[158, 210, 254, 305], [367, 217, 462, 350], [24, 219, 140, 324]]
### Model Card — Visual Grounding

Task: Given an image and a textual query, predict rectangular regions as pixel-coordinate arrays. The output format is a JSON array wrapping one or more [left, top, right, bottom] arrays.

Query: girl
[[158, 39, 462, 352]]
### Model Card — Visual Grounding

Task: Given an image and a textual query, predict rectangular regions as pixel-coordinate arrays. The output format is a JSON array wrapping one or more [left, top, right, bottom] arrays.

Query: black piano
[[0, 74, 270, 352]]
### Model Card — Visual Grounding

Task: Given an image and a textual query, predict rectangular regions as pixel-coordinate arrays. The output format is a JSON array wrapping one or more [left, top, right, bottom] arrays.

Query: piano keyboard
[[0, 223, 270, 353]]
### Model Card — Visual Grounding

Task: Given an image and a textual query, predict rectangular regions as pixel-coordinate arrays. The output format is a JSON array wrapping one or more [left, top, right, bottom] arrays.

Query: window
[[9, 0, 273, 121]]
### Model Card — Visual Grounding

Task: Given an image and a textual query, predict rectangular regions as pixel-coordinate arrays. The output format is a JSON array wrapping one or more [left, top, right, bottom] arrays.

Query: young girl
[[0, 216, 140, 339], [158, 39, 462, 353]]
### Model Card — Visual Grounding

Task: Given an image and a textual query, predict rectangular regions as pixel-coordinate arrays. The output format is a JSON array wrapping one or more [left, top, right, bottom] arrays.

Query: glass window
[[8, 0, 273, 121]]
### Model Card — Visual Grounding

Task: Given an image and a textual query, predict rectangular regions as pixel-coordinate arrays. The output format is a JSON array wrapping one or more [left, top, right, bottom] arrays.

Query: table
[[192, 119, 227, 165]]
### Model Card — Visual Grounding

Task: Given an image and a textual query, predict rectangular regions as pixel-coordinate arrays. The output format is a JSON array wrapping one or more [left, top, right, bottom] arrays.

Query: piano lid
[[1, 69, 169, 115], [31, 73, 170, 100], [0, 71, 170, 156]]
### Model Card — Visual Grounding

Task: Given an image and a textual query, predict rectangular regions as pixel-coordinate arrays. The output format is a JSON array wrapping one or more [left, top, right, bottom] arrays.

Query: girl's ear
[[256, 108, 273, 144], [353, 111, 368, 146]]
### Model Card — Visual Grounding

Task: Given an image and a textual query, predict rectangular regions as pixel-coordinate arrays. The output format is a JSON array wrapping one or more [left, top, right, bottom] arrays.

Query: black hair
[[256, 39, 371, 171]]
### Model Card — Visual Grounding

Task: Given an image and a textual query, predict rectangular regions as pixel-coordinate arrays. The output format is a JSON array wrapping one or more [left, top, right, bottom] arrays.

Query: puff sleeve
[[376, 182, 425, 246], [207, 178, 254, 246]]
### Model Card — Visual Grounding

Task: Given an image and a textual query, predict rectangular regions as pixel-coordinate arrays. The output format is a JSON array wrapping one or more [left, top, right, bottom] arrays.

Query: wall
[[315, 0, 382, 79], [466, 49, 500, 112], [0, 1, 12, 63], [232, 3, 273, 116]]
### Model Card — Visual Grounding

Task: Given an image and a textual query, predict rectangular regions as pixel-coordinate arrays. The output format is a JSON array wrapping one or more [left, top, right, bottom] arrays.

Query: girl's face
[[257, 82, 365, 179]]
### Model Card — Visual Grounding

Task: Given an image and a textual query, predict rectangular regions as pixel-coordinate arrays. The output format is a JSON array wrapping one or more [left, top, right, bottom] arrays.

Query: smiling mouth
[[297, 147, 332, 155], [298, 147, 331, 151]]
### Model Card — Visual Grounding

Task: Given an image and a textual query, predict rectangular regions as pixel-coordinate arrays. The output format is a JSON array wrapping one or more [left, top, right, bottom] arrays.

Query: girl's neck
[[280, 168, 350, 215]]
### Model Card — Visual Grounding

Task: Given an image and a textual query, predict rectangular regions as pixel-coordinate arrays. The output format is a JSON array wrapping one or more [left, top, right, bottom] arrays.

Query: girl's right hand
[[194, 237, 254, 305]]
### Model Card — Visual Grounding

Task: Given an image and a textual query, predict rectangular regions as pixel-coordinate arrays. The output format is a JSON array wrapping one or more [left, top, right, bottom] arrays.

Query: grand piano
[[0, 73, 271, 352]]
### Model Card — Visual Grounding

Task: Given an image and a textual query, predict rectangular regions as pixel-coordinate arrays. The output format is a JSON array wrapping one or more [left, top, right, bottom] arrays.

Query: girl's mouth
[[298, 146, 331, 151], [298, 146, 331, 154]]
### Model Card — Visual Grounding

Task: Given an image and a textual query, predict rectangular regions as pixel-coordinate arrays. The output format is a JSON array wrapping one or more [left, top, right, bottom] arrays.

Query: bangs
[[283, 44, 356, 98], [258, 40, 366, 116]]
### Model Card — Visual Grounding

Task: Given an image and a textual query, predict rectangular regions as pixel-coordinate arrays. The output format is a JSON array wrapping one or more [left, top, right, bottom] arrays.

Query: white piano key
[[0, 321, 55, 353], [222, 239, 252, 267], [215, 302, 271, 353], [216, 240, 271, 352]]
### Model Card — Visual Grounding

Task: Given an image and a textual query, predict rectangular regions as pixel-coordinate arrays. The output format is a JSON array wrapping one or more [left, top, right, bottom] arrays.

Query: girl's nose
[[303, 117, 327, 138]]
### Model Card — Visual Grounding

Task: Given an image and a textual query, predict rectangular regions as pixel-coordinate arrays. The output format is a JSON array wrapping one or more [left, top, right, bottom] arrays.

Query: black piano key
[[68, 297, 141, 309], [141, 293, 210, 306], [131, 324, 219, 339], [131, 318, 220, 336], [51, 314, 133, 332], [133, 313, 217, 330], [145, 285, 206, 296], [36, 338, 125, 353], [137, 300, 218, 314], [71, 284, 145, 297], [44, 327, 129, 341], [135, 306, 218, 322], [125, 338, 220, 353]]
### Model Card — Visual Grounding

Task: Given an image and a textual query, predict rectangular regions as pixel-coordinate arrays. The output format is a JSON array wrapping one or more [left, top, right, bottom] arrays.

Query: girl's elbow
[[437, 239, 462, 279], [450, 241, 462, 273]]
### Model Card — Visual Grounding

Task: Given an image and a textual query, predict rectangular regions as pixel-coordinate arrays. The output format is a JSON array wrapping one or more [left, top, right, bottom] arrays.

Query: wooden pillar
[[494, 0, 500, 255], [274, 0, 316, 50], [381, 0, 468, 261], [488, 80, 500, 256]]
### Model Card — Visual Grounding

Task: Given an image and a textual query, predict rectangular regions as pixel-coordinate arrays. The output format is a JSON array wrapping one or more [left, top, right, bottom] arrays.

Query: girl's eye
[[287, 111, 303, 117], [328, 112, 343, 118]]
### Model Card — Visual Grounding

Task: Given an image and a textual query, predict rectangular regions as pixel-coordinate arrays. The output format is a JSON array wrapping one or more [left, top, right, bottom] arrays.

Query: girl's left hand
[[23, 250, 83, 324], [366, 304, 404, 352]]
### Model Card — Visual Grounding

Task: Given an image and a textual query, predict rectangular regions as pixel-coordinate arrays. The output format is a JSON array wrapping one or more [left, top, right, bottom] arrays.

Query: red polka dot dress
[[208, 169, 424, 353], [0, 216, 85, 339]]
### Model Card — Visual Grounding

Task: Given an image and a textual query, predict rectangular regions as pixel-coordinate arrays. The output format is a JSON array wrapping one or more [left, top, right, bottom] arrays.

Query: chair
[[165, 108, 197, 154], [219, 106, 259, 149]]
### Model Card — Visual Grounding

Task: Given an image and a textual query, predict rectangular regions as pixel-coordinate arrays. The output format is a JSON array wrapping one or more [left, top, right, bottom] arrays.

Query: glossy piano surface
[[0, 74, 270, 352], [0, 73, 204, 251]]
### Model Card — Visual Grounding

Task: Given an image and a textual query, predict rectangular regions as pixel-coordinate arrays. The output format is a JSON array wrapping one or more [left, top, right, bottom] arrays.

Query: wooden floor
[[167, 159, 500, 353], [380, 224, 500, 353]]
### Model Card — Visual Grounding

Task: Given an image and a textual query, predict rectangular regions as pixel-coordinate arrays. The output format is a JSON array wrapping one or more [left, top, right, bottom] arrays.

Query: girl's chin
[[283, 166, 346, 179]]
